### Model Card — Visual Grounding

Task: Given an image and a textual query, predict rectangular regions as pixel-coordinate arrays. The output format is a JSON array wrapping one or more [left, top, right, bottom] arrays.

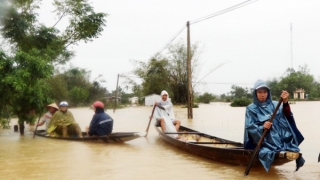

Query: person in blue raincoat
[[85, 101, 113, 136], [244, 80, 305, 172]]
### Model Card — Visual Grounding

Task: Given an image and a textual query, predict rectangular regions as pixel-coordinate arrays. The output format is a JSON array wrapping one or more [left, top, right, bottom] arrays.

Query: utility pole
[[187, 21, 193, 119], [113, 74, 119, 113], [290, 23, 293, 69]]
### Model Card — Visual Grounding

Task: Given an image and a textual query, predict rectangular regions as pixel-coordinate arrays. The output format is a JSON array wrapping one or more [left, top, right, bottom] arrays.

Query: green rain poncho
[[47, 110, 76, 137]]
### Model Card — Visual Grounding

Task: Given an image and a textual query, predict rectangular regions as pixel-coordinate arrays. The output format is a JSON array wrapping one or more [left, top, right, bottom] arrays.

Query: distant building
[[144, 93, 171, 106], [129, 97, 139, 104], [102, 96, 121, 103], [293, 88, 305, 99], [144, 94, 161, 106]]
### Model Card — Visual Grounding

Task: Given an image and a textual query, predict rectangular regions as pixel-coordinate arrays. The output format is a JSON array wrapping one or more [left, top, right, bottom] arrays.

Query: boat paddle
[[33, 114, 42, 138], [145, 104, 158, 137], [145, 105, 167, 137], [244, 98, 283, 176]]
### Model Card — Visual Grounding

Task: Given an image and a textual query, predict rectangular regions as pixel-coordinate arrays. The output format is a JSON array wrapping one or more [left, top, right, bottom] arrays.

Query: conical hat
[[46, 103, 59, 110]]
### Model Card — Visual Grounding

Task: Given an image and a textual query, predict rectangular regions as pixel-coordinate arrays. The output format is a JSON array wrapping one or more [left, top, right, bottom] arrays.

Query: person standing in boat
[[153, 90, 181, 132], [85, 101, 113, 136], [244, 80, 305, 172], [47, 101, 82, 138], [36, 103, 59, 132]]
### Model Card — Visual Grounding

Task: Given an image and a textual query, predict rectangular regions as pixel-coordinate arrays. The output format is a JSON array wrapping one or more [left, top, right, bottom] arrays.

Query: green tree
[[132, 40, 201, 104], [133, 58, 170, 95], [47, 74, 69, 103], [69, 86, 89, 106], [267, 65, 320, 99], [220, 93, 232, 102], [0, 49, 54, 133], [0, 0, 106, 134], [230, 85, 252, 99], [88, 80, 108, 102], [48, 67, 108, 105]]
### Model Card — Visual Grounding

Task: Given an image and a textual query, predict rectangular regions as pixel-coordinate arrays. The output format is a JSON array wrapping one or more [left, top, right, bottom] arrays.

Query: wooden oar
[[33, 114, 42, 138], [145, 104, 157, 137], [187, 141, 242, 145], [244, 98, 283, 176], [165, 132, 203, 135]]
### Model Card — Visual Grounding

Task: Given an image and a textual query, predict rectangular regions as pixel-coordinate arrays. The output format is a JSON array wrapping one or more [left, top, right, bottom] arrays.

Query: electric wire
[[153, 25, 186, 59], [153, 0, 258, 58], [190, 0, 258, 25]]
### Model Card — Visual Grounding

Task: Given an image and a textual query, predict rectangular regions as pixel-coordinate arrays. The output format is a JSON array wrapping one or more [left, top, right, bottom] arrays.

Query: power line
[[153, 0, 258, 58], [190, 0, 258, 25], [153, 25, 186, 59]]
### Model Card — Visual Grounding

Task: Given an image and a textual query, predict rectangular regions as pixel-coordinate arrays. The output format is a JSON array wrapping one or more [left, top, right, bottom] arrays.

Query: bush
[[181, 103, 199, 108], [0, 105, 13, 129], [230, 98, 252, 107], [197, 93, 216, 104], [0, 118, 10, 129]]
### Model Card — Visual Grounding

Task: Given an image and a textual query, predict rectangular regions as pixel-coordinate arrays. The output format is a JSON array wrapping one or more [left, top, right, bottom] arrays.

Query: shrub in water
[[230, 98, 252, 107]]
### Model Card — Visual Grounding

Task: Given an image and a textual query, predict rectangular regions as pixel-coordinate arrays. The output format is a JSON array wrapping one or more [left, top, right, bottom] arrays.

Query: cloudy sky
[[37, 0, 320, 95]]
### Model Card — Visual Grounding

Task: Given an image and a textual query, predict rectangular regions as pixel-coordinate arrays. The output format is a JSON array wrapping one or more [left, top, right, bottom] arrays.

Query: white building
[[129, 97, 139, 104], [144, 93, 171, 106], [144, 94, 161, 106]]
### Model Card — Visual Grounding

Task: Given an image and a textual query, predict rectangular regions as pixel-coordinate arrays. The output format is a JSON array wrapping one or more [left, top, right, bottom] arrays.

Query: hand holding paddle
[[244, 98, 283, 176]]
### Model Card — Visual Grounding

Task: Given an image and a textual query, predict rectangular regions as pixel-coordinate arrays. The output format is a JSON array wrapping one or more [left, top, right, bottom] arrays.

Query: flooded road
[[0, 102, 319, 180]]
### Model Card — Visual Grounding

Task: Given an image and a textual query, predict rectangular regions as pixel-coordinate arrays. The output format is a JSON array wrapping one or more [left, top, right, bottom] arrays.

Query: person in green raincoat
[[47, 101, 82, 138]]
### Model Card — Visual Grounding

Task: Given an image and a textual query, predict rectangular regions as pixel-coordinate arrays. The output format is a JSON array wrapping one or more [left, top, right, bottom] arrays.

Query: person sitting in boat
[[47, 101, 82, 138], [36, 103, 59, 132], [153, 90, 181, 132], [244, 80, 305, 172], [85, 101, 113, 136]]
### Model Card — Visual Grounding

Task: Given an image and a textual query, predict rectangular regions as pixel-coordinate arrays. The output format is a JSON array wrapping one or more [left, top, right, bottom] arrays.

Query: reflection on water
[[0, 102, 319, 180]]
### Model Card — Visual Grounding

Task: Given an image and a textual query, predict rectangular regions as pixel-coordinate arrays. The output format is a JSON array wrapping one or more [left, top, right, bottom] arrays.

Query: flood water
[[0, 102, 319, 180]]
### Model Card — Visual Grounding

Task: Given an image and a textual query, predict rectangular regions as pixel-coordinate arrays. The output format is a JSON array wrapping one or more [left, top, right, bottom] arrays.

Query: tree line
[[219, 65, 320, 107], [130, 41, 320, 106]]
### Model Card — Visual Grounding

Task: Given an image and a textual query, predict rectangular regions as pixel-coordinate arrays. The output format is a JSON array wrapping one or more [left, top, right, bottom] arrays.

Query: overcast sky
[[37, 0, 320, 95]]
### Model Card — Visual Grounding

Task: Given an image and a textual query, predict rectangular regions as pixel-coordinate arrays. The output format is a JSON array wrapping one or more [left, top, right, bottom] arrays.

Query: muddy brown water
[[0, 102, 319, 180]]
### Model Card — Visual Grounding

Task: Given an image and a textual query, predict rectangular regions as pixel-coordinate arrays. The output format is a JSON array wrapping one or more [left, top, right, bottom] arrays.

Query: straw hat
[[46, 103, 59, 110]]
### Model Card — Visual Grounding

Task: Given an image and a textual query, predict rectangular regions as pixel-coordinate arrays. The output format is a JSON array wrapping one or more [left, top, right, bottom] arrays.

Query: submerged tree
[[196, 92, 216, 104], [0, 0, 107, 135]]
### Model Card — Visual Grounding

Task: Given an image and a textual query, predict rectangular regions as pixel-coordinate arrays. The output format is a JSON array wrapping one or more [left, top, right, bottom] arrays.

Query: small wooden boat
[[35, 130, 142, 143], [155, 125, 302, 167]]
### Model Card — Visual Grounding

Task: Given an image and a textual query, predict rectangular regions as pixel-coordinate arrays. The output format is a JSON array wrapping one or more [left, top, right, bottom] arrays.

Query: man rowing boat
[[244, 80, 305, 172], [154, 90, 181, 132]]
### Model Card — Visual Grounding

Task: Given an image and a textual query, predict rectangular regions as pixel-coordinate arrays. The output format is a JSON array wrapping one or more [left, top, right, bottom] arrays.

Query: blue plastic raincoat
[[244, 80, 304, 172]]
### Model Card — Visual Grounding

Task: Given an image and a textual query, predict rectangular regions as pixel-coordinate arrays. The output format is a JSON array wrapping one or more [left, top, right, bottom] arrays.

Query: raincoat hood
[[253, 80, 272, 106], [160, 90, 169, 99], [155, 90, 175, 121]]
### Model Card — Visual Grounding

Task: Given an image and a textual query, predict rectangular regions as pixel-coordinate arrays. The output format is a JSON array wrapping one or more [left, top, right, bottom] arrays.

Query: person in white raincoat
[[153, 90, 181, 132]]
